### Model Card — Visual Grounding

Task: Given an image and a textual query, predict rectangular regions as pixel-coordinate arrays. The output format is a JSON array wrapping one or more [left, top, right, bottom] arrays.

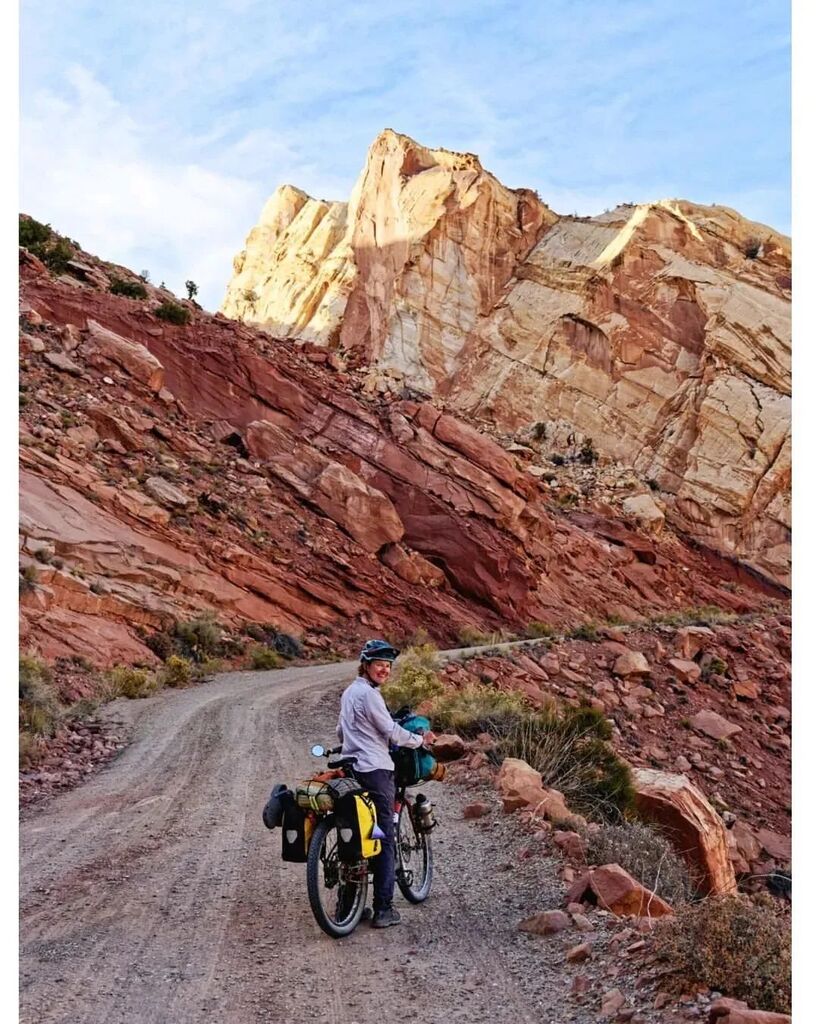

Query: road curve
[[21, 660, 588, 1024]]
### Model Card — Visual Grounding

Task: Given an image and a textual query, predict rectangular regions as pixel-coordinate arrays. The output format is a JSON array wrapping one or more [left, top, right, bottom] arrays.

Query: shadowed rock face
[[223, 130, 791, 587], [20, 239, 785, 667]]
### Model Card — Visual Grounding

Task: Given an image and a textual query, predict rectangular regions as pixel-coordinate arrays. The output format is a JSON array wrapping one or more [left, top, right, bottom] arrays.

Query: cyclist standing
[[336, 639, 436, 928]]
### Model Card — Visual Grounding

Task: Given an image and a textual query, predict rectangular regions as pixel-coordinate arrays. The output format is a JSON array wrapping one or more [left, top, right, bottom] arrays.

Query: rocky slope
[[20, 231, 785, 668], [223, 129, 791, 587]]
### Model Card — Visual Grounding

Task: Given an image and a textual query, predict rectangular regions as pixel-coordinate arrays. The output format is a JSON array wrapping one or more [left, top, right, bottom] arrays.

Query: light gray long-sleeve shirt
[[336, 676, 424, 773]]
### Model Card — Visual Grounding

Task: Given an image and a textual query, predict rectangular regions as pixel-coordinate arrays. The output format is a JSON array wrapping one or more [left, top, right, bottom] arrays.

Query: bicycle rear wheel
[[395, 797, 433, 903], [306, 815, 369, 938]]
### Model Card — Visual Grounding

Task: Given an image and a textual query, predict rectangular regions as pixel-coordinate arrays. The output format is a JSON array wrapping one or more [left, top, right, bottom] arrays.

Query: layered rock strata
[[21, 244, 783, 666], [223, 130, 791, 586]]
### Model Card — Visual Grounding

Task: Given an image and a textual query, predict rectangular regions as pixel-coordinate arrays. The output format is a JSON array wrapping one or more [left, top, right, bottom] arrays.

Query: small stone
[[566, 942, 591, 962]]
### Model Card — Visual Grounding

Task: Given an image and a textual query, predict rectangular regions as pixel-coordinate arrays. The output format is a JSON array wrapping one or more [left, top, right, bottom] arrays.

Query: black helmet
[[360, 639, 400, 663], [262, 783, 291, 829]]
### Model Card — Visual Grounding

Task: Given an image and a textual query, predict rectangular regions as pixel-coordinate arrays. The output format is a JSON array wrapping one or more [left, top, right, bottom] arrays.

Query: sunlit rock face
[[223, 132, 791, 586]]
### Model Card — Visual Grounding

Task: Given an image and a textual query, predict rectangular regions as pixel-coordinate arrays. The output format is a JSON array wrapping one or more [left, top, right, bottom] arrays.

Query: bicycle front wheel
[[306, 815, 369, 938], [395, 798, 433, 903]]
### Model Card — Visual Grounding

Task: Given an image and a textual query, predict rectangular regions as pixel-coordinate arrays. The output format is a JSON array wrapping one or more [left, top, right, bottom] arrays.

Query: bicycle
[[304, 743, 435, 938]]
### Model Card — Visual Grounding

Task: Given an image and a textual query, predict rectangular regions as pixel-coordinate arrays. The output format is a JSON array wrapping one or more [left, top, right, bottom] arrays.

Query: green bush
[[174, 614, 222, 662], [110, 277, 148, 299], [430, 684, 527, 737], [155, 301, 191, 325], [579, 437, 599, 465], [19, 564, 38, 594], [569, 621, 600, 642], [381, 643, 445, 712], [19, 215, 76, 274], [104, 666, 159, 699], [497, 704, 634, 821], [525, 621, 556, 639], [160, 655, 193, 688], [19, 215, 52, 249], [243, 624, 302, 659], [249, 646, 283, 670], [653, 894, 790, 1013], [586, 821, 693, 904], [19, 656, 62, 736]]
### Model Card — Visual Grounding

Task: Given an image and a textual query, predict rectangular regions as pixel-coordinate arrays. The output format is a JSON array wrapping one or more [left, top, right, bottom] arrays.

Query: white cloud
[[20, 66, 266, 310]]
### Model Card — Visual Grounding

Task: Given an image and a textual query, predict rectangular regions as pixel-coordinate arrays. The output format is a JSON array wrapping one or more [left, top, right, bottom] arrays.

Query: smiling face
[[364, 659, 393, 686]]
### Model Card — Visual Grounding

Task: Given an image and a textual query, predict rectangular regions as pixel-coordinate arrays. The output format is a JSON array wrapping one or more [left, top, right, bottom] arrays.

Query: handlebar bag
[[390, 712, 445, 785]]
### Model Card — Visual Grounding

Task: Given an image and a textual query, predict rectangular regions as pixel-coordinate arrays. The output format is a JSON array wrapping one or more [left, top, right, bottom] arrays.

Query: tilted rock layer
[[223, 129, 791, 586], [20, 238, 784, 667]]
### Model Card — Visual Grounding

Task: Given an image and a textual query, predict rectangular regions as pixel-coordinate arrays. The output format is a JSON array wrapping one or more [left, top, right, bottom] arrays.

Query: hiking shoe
[[371, 906, 401, 928], [361, 907, 374, 922]]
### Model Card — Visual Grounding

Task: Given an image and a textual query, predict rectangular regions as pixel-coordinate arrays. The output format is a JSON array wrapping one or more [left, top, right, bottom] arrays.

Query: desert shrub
[[160, 655, 193, 688], [19, 563, 38, 594], [525, 621, 556, 639], [154, 301, 191, 325], [456, 625, 510, 648], [579, 437, 599, 464], [557, 492, 579, 507], [144, 630, 175, 661], [497, 705, 634, 821], [743, 236, 763, 260], [700, 655, 728, 682], [19, 656, 62, 736], [243, 623, 302, 659], [430, 685, 528, 737], [249, 646, 283, 670], [174, 614, 222, 662], [653, 894, 790, 1013], [381, 643, 444, 712], [647, 477, 660, 492], [569, 621, 600, 642], [586, 821, 693, 904], [550, 453, 566, 466], [109, 277, 148, 299], [19, 215, 52, 249], [104, 666, 159, 699]]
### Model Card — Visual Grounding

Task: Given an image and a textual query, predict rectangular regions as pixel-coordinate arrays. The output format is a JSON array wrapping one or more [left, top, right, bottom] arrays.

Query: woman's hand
[[422, 730, 437, 746]]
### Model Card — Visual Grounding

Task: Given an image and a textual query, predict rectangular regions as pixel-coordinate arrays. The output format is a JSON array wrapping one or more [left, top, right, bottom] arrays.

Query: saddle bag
[[333, 791, 383, 863], [281, 794, 314, 863]]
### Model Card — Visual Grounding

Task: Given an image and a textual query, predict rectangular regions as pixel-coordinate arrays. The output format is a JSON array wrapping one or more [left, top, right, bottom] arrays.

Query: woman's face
[[366, 659, 393, 686]]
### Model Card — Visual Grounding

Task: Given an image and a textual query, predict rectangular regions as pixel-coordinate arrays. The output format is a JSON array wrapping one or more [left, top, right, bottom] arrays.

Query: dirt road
[[20, 661, 602, 1024]]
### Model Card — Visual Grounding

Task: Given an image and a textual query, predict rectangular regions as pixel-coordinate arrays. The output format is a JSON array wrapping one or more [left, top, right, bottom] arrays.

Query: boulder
[[380, 543, 445, 588], [633, 768, 737, 896], [567, 864, 674, 918], [621, 493, 665, 534], [430, 734, 466, 762], [496, 758, 585, 827], [462, 801, 491, 819], [143, 476, 194, 509], [709, 997, 791, 1023], [84, 319, 165, 391], [668, 657, 701, 683], [612, 650, 651, 677], [691, 709, 743, 741], [675, 625, 715, 660]]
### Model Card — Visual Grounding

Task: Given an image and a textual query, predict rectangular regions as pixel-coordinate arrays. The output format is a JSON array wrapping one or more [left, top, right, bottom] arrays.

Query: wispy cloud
[[20, 0, 790, 310]]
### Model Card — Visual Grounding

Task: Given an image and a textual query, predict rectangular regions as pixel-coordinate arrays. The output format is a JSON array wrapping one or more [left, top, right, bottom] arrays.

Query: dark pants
[[354, 768, 396, 911]]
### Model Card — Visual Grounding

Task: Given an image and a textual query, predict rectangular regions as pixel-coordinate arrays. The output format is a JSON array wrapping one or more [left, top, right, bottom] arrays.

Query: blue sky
[[19, 0, 790, 311]]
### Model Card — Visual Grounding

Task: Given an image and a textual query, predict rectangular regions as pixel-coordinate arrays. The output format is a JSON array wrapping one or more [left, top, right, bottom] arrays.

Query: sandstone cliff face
[[21, 242, 783, 667], [223, 131, 791, 587]]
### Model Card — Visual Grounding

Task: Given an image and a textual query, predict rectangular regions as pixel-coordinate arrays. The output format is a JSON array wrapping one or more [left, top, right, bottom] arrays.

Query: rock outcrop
[[224, 130, 791, 587]]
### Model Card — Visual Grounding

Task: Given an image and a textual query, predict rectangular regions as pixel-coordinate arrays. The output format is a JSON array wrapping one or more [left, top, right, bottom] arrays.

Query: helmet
[[359, 639, 400, 663]]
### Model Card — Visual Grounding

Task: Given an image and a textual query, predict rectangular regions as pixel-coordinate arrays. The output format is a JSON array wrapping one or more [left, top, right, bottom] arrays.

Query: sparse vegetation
[[249, 646, 283, 670], [243, 624, 303, 659], [173, 614, 222, 662], [651, 605, 737, 628], [154, 301, 191, 325], [185, 280, 199, 301], [550, 453, 565, 466], [19, 564, 38, 594], [160, 655, 193, 688], [19, 216, 76, 274], [743, 236, 763, 260], [456, 625, 510, 648], [381, 643, 445, 712], [586, 821, 693, 904], [569, 622, 600, 642], [110, 277, 148, 299], [497, 704, 635, 821], [653, 894, 790, 1013], [102, 666, 158, 700], [242, 288, 258, 303], [525, 621, 556, 640], [532, 421, 546, 441], [19, 656, 62, 737], [430, 684, 528, 736], [579, 436, 599, 465]]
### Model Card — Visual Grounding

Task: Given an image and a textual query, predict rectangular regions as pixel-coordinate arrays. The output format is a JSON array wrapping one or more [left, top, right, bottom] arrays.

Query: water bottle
[[415, 793, 436, 832]]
